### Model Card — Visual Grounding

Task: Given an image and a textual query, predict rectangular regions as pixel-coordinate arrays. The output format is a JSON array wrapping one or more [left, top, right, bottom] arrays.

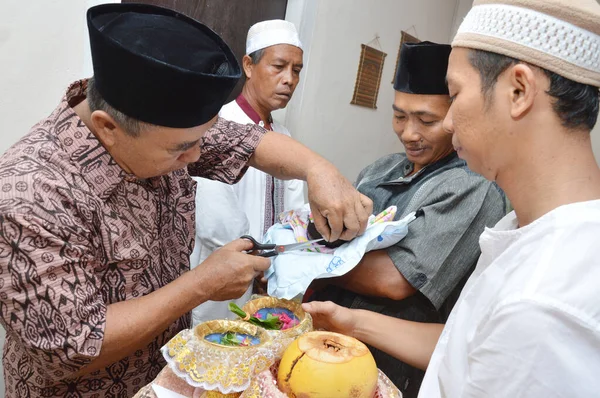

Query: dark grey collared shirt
[[313, 152, 506, 398]]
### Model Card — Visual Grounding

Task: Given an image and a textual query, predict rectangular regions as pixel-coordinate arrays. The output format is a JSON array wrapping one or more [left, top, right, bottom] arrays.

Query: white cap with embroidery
[[452, 0, 600, 88], [246, 19, 302, 55]]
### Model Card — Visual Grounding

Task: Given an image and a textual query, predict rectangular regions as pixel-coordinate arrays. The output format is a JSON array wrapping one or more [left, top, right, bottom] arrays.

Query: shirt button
[[413, 273, 428, 288]]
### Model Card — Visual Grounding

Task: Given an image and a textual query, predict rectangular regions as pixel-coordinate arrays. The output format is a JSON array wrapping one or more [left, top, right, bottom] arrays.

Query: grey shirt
[[312, 152, 506, 397]]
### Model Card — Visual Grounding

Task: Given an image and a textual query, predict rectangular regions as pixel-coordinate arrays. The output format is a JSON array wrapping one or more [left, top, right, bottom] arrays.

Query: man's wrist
[[305, 157, 334, 183], [347, 308, 367, 340], [184, 267, 211, 307]]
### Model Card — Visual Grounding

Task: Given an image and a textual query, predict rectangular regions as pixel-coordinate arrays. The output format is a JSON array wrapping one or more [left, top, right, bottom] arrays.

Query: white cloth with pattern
[[264, 206, 418, 300]]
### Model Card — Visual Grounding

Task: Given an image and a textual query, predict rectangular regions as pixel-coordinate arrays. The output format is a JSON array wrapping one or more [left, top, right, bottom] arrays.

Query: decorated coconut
[[277, 331, 378, 398], [161, 319, 285, 397], [240, 331, 402, 398]]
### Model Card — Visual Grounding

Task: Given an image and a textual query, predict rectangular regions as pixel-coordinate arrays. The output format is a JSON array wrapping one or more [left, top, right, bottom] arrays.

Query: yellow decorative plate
[[161, 320, 284, 394]]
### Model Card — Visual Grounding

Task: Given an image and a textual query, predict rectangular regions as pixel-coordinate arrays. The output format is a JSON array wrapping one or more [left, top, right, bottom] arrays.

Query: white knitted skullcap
[[246, 19, 302, 55], [452, 0, 600, 87]]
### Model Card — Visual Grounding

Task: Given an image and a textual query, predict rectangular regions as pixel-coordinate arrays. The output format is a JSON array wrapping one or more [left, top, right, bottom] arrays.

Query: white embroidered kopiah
[[458, 4, 600, 72]]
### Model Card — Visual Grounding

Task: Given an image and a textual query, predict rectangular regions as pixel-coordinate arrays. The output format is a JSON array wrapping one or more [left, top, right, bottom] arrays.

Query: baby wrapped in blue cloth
[[264, 205, 419, 299]]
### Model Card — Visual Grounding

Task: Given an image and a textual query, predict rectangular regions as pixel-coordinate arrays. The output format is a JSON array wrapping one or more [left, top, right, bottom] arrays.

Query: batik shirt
[[0, 80, 265, 397]]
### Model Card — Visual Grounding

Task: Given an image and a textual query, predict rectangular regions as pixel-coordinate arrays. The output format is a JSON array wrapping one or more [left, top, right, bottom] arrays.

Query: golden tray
[[161, 319, 285, 394]]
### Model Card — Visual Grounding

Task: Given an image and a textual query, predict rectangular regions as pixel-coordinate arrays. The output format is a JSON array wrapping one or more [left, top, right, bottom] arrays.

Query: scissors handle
[[240, 235, 276, 252], [258, 250, 279, 258]]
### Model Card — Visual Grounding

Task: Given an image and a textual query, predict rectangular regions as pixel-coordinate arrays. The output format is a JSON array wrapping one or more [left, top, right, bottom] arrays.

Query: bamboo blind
[[350, 45, 387, 109]]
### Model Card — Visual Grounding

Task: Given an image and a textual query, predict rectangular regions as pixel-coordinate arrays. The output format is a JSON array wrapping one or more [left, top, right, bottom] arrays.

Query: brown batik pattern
[[188, 116, 265, 184], [0, 81, 265, 398]]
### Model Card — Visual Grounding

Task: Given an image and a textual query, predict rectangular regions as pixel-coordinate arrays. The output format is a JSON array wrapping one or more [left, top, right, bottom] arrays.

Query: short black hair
[[468, 49, 600, 131], [249, 48, 265, 65], [87, 77, 150, 137], [244, 49, 266, 80]]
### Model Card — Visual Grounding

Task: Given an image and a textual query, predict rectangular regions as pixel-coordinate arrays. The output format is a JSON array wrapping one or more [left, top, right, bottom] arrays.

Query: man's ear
[[90, 110, 120, 148], [242, 54, 254, 80], [507, 63, 538, 120]]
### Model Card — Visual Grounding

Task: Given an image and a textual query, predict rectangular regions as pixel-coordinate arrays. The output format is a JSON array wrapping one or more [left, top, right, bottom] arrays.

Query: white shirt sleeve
[[271, 122, 307, 212], [190, 177, 250, 267], [461, 298, 599, 398], [283, 178, 306, 211]]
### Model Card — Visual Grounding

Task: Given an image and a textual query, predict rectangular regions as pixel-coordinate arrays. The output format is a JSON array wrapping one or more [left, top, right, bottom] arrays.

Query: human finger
[[312, 210, 332, 242], [355, 194, 372, 235], [302, 301, 336, 317], [251, 255, 271, 272], [225, 238, 255, 252], [324, 208, 344, 242], [360, 193, 373, 214], [338, 201, 360, 241]]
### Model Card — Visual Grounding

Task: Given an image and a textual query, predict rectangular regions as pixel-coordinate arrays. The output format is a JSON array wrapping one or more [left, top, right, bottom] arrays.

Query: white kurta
[[419, 200, 600, 397], [189, 100, 306, 325], [189, 178, 251, 325], [220, 100, 306, 238]]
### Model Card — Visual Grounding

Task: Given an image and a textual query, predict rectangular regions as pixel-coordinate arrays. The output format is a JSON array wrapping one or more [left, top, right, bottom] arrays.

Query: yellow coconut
[[277, 331, 378, 398]]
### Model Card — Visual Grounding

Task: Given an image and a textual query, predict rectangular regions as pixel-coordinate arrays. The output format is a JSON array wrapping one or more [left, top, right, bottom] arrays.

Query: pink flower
[[278, 313, 292, 323], [277, 313, 299, 330]]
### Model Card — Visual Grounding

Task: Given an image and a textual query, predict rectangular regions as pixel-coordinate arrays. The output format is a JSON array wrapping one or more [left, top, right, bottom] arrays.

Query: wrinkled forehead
[[261, 43, 304, 62], [394, 91, 451, 116]]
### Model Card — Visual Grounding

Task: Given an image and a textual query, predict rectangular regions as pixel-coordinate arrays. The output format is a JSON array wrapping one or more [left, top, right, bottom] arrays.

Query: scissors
[[240, 235, 324, 258]]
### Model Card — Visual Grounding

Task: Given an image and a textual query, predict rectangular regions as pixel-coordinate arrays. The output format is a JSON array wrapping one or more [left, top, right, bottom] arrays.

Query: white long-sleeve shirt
[[190, 98, 306, 325], [220, 99, 306, 238], [419, 200, 600, 397]]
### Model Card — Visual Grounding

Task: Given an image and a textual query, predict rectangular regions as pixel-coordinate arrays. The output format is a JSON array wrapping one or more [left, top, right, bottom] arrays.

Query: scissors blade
[[274, 238, 324, 254]]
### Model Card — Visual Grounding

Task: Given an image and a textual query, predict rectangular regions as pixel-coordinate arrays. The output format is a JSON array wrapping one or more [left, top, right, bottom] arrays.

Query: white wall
[[450, 0, 475, 39], [272, 0, 319, 126], [282, 0, 463, 181], [0, 0, 118, 155], [282, 0, 600, 181]]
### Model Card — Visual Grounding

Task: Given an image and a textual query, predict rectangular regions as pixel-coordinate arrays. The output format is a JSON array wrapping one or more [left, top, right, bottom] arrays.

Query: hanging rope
[[365, 34, 383, 51], [405, 25, 419, 39]]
